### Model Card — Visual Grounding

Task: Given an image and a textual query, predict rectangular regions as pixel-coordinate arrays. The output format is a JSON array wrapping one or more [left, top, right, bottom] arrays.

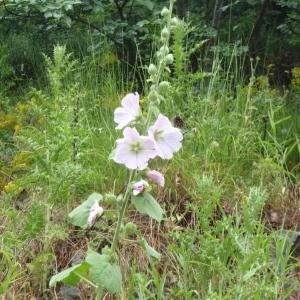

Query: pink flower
[[148, 114, 183, 159], [114, 127, 157, 170], [147, 170, 165, 187], [87, 202, 104, 226], [132, 180, 149, 196], [114, 93, 140, 130]]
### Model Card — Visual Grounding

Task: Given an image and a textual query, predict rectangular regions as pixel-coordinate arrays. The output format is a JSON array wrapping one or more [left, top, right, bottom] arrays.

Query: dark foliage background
[[1, 0, 300, 93]]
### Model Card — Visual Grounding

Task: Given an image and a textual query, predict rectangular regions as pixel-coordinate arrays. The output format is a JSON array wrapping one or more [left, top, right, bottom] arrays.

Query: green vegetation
[[1, 0, 300, 299]]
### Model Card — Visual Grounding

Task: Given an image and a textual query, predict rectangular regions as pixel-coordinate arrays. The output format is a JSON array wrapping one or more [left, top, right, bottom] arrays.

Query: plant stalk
[[111, 170, 134, 252]]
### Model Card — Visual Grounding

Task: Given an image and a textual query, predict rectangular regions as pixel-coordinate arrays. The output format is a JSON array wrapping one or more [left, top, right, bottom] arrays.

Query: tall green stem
[[111, 170, 134, 252], [146, 1, 174, 127]]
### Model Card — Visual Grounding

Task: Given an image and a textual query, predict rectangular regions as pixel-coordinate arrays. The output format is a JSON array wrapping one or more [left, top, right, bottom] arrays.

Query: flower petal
[[114, 93, 140, 129], [147, 170, 165, 187]]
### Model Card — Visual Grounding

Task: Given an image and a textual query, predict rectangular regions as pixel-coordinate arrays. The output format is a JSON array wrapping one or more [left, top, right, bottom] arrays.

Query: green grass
[[0, 32, 300, 300]]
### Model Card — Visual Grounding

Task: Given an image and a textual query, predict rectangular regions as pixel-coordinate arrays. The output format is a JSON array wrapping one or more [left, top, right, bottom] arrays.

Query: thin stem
[[95, 287, 103, 300], [111, 170, 134, 252]]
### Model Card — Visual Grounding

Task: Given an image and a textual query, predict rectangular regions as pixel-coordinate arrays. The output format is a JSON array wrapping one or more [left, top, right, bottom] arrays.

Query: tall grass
[[0, 24, 299, 299]]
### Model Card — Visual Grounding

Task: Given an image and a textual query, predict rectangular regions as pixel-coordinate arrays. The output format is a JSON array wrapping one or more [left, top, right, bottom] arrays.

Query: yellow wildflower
[[14, 124, 21, 134], [103, 53, 118, 65], [0, 113, 18, 130], [291, 67, 300, 87], [4, 182, 15, 193], [16, 103, 32, 113], [12, 151, 29, 169], [140, 96, 147, 104]]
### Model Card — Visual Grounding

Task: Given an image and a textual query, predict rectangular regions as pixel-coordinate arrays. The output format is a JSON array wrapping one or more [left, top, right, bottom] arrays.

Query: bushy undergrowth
[[1, 9, 300, 300]]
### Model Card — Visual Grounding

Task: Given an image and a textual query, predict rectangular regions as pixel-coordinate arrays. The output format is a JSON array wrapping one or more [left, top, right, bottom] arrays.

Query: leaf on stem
[[86, 249, 122, 293], [68, 193, 103, 229], [132, 192, 164, 222]]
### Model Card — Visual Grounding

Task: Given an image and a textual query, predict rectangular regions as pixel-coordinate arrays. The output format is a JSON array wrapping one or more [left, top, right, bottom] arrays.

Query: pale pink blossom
[[132, 180, 149, 196], [147, 170, 165, 187], [148, 114, 183, 159], [114, 127, 157, 170], [87, 202, 104, 226], [114, 93, 140, 129]]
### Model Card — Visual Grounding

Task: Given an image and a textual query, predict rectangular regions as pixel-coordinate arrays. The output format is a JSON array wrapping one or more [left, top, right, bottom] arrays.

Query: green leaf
[[68, 193, 103, 229], [136, 0, 154, 10], [86, 249, 122, 293], [141, 238, 161, 260], [132, 192, 164, 222], [49, 262, 89, 287]]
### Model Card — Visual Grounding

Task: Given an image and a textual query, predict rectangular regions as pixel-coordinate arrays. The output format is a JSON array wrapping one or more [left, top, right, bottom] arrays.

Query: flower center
[[154, 129, 164, 141], [130, 141, 143, 153]]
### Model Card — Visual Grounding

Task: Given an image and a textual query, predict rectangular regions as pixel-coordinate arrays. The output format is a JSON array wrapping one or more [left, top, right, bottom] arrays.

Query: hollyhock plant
[[50, 3, 182, 296], [114, 93, 140, 129], [147, 170, 165, 187], [87, 202, 104, 226], [114, 127, 157, 170], [148, 114, 183, 159], [132, 180, 149, 196]]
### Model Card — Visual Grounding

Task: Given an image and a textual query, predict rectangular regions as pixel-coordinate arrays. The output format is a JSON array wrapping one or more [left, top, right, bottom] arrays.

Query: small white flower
[[87, 202, 104, 226]]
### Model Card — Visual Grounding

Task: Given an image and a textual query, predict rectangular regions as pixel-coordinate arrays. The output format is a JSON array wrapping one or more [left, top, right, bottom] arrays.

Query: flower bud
[[150, 84, 156, 91], [124, 222, 138, 236], [148, 64, 157, 75], [156, 51, 164, 61], [158, 81, 171, 93], [161, 7, 171, 18], [165, 53, 174, 65], [170, 17, 180, 28], [160, 46, 169, 55], [161, 27, 170, 40], [105, 193, 117, 204], [148, 90, 159, 102]]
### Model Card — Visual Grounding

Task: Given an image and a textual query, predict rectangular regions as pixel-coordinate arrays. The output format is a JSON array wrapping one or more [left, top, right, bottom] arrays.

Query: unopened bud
[[124, 222, 138, 236], [160, 46, 169, 55], [105, 193, 117, 204], [148, 90, 159, 102], [165, 53, 174, 64], [161, 27, 170, 39], [161, 7, 171, 18], [158, 81, 171, 93], [170, 17, 180, 27], [148, 64, 157, 75]]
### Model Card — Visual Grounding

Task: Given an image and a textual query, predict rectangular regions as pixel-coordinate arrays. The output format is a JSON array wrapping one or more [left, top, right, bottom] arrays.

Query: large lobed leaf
[[86, 249, 122, 293], [49, 262, 89, 287], [68, 192, 103, 229]]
